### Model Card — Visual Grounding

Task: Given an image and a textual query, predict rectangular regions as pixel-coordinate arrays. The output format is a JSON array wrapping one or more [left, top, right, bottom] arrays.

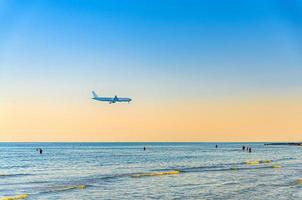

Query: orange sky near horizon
[[1, 96, 301, 142], [1, 0, 302, 142]]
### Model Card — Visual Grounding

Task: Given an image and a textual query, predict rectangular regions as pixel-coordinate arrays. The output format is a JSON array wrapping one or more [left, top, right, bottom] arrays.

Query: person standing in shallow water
[[215, 145, 218, 148], [39, 148, 43, 154], [143, 147, 146, 151], [242, 146, 245, 151], [249, 147, 251, 153]]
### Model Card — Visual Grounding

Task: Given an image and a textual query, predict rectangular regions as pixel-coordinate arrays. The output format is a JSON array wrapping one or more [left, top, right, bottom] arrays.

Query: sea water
[[0, 142, 301, 199]]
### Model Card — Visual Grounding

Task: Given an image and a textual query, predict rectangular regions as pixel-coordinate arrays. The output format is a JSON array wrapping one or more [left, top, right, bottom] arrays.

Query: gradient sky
[[0, 0, 301, 142]]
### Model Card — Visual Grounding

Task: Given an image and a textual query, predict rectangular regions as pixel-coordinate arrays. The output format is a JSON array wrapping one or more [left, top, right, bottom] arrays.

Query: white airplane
[[92, 91, 132, 104]]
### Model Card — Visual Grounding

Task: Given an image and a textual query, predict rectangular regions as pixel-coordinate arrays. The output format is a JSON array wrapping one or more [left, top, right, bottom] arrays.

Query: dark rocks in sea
[[264, 142, 302, 146]]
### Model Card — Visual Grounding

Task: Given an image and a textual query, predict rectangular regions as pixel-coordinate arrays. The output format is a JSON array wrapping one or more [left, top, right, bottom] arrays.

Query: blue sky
[[1, 0, 301, 102], [1, 0, 302, 141]]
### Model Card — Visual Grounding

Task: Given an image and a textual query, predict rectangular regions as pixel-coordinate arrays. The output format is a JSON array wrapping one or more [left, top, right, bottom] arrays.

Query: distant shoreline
[[265, 142, 302, 146]]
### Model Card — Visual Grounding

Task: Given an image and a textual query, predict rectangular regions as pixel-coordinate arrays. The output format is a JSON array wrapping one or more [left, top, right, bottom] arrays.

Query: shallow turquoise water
[[0, 142, 302, 199]]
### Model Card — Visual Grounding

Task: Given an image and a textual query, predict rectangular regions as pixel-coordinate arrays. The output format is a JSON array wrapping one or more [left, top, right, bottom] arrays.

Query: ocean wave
[[129, 162, 278, 178], [294, 179, 302, 185], [244, 160, 272, 165], [0, 194, 29, 200], [271, 164, 282, 168], [39, 185, 86, 194], [0, 165, 30, 170], [90, 159, 283, 180], [0, 174, 32, 177], [274, 157, 295, 162], [131, 170, 180, 178]]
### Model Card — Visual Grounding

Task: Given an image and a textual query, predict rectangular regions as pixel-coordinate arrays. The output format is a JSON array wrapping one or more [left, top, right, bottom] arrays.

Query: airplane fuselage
[[92, 92, 132, 104]]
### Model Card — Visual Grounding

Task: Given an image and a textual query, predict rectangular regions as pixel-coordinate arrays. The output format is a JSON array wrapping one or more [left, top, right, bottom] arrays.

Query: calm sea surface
[[0, 142, 301, 199]]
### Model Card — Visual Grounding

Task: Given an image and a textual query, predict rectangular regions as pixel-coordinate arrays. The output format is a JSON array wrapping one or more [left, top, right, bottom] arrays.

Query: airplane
[[91, 91, 132, 104]]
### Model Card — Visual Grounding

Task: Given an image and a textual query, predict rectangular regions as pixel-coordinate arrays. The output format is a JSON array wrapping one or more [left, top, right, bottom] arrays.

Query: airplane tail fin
[[92, 91, 98, 98]]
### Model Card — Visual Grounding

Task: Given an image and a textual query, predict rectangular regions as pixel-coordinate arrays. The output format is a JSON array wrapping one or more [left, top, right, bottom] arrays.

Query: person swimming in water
[[215, 144, 218, 148], [143, 147, 146, 151]]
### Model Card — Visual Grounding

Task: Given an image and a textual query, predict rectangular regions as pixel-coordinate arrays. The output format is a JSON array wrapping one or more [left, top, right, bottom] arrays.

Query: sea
[[0, 142, 301, 199]]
